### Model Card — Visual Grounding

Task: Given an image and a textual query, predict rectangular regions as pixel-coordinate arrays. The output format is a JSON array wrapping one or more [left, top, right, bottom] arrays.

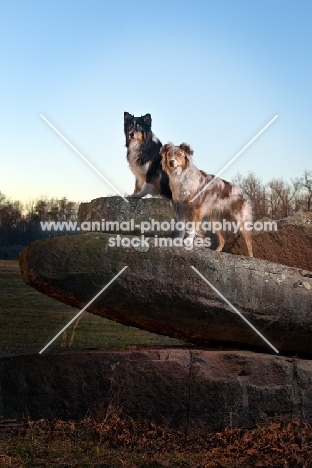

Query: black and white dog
[[124, 112, 171, 198]]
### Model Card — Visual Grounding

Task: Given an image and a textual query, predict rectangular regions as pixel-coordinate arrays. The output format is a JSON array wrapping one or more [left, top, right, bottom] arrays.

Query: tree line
[[0, 195, 80, 247], [0, 169, 311, 248], [232, 169, 312, 220]]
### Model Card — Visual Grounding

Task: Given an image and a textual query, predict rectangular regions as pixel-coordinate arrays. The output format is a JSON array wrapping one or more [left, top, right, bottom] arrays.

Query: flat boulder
[[19, 230, 312, 354]]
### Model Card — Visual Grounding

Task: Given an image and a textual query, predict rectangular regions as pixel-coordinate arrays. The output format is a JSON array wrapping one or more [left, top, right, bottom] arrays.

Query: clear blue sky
[[0, 0, 311, 204]]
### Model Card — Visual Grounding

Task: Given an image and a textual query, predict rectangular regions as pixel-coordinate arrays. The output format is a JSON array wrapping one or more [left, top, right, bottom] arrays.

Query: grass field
[[0, 260, 181, 356]]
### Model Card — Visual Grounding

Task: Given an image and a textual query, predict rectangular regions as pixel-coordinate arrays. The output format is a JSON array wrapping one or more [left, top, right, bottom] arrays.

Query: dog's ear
[[142, 113, 152, 126], [159, 143, 173, 157], [179, 143, 194, 159], [124, 112, 133, 122], [160, 143, 173, 170]]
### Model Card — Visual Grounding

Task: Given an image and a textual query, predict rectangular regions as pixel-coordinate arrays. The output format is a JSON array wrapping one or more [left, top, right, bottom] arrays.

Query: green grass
[[0, 260, 182, 355]]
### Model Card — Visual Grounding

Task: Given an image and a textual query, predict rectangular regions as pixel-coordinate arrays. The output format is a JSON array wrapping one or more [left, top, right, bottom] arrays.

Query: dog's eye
[[136, 125, 142, 131]]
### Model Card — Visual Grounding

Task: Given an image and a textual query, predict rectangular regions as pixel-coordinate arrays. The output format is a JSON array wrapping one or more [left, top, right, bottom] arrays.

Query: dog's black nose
[[130, 132, 134, 138], [169, 160, 175, 167]]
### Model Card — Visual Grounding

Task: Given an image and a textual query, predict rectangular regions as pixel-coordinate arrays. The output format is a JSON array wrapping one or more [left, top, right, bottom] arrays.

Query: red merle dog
[[160, 142, 253, 256]]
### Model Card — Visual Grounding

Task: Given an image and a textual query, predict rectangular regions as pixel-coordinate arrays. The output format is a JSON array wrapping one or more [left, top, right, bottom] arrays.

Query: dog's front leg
[[184, 206, 205, 248], [132, 178, 141, 195], [132, 182, 155, 198], [183, 206, 197, 247], [172, 201, 185, 239]]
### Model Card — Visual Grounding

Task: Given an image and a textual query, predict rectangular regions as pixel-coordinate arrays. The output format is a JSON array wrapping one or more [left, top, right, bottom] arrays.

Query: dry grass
[[0, 416, 312, 467]]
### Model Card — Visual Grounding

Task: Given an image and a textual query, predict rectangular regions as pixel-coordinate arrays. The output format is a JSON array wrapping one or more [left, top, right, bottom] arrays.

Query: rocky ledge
[[19, 224, 312, 354], [1, 349, 312, 430]]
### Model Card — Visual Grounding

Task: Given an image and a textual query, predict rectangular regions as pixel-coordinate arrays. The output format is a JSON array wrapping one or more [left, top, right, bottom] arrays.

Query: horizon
[[0, 166, 309, 208]]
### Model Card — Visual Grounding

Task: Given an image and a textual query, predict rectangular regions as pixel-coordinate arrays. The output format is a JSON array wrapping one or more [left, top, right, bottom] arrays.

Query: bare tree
[[293, 170, 312, 212], [48, 205, 59, 221], [232, 172, 266, 220], [34, 200, 48, 221], [266, 177, 302, 219], [232, 171, 310, 220]]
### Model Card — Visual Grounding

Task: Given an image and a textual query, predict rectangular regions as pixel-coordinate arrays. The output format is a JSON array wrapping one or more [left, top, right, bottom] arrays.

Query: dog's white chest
[[127, 145, 150, 186], [170, 173, 190, 201]]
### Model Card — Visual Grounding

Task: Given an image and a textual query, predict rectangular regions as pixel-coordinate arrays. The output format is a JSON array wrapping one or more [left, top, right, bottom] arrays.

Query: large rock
[[231, 211, 312, 271], [19, 231, 312, 354], [0, 349, 311, 431], [78, 196, 176, 237], [78, 197, 312, 271]]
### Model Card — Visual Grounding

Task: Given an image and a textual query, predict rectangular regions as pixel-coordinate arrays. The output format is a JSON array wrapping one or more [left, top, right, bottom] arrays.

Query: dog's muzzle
[[169, 159, 175, 167]]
